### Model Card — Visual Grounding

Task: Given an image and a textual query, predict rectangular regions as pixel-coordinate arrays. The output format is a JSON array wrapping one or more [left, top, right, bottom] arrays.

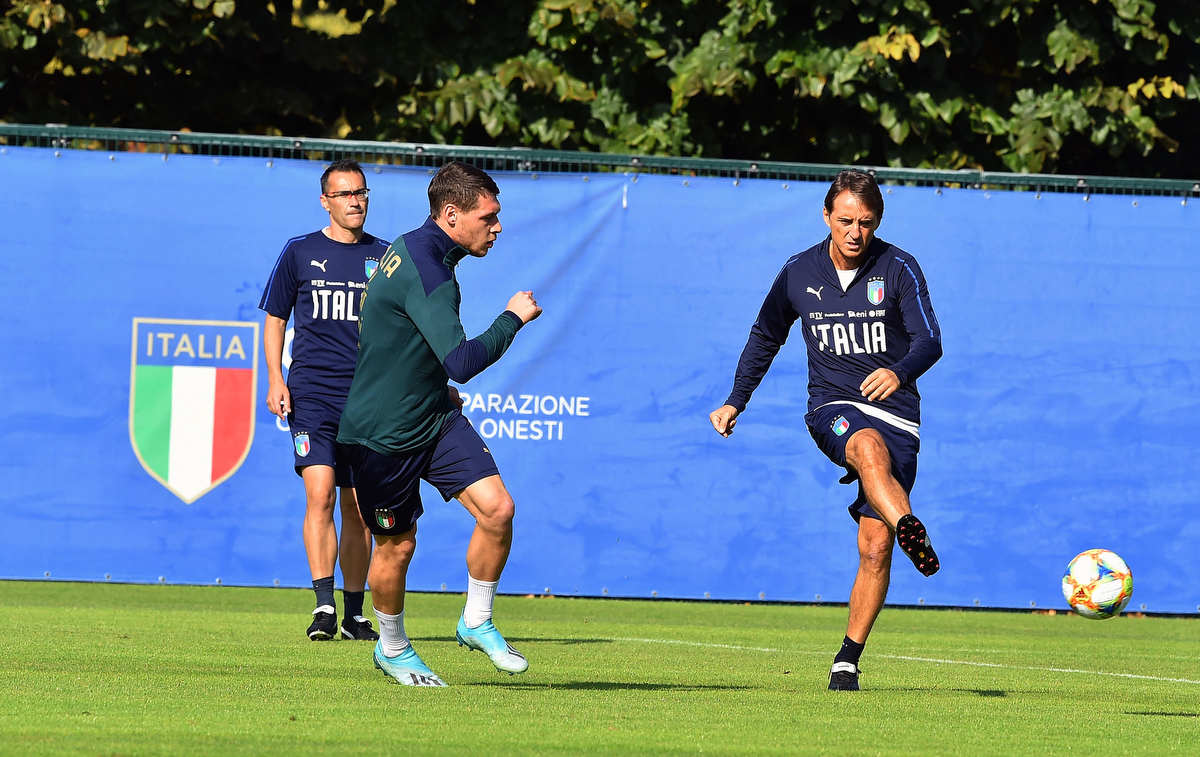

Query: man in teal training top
[[337, 162, 541, 686]]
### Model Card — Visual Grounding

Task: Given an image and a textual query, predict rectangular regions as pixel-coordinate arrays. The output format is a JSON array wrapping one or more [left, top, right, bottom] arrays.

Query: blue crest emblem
[[294, 433, 310, 457], [833, 416, 850, 436], [365, 259, 379, 279], [866, 279, 885, 306]]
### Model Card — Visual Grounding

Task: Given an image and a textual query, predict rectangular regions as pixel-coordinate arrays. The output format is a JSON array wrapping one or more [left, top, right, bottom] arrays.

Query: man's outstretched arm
[[712, 266, 798, 434]]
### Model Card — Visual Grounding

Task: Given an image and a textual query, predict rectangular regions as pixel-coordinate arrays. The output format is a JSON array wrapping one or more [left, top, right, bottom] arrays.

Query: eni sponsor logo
[[129, 318, 259, 504], [457, 391, 590, 441]]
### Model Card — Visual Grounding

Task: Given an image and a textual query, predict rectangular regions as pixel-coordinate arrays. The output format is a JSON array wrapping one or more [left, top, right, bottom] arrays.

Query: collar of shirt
[[412, 216, 469, 268], [820, 236, 885, 286]]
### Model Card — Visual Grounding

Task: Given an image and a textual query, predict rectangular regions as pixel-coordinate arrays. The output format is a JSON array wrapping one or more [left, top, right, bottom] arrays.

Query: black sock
[[343, 590, 365, 619], [834, 636, 865, 666], [312, 576, 335, 610]]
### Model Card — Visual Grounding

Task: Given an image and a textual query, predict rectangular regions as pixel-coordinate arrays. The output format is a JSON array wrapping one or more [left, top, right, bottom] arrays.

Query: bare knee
[[860, 542, 892, 575], [338, 488, 367, 527], [458, 476, 516, 534], [845, 429, 892, 475], [305, 490, 336, 517], [302, 469, 337, 514], [858, 520, 894, 574], [476, 493, 515, 532], [376, 531, 417, 569]]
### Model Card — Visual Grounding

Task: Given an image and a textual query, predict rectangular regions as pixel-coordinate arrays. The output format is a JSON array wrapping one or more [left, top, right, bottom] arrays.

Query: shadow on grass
[[964, 689, 1007, 697], [1122, 711, 1199, 718], [863, 688, 1011, 696], [465, 681, 753, 691]]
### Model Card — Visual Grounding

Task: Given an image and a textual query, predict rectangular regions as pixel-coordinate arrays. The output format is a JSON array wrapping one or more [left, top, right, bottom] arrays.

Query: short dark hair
[[824, 169, 884, 218], [428, 161, 500, 217], [320, 159, 365, 194]]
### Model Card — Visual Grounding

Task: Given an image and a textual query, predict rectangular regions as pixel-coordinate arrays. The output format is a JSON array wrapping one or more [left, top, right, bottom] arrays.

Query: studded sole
[[896, 515, 940, 577]]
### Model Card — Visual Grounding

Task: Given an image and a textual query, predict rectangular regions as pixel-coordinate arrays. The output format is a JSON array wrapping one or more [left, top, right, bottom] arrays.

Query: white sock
[[374, 608, 411, 657], [463, 574, 498, 628]]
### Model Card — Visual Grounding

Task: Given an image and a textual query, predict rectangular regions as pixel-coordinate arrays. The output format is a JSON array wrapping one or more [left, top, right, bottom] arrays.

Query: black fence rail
[[3, 123, 1197, 198]]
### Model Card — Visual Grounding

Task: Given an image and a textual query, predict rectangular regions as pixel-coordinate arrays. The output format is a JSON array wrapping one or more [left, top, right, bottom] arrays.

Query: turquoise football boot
[[373, 642, 447, 687], [455, 616, 529, 675]]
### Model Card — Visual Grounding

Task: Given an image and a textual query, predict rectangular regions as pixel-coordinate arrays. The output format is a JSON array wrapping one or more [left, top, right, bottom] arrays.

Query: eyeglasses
[[324, 188, 370, 200]]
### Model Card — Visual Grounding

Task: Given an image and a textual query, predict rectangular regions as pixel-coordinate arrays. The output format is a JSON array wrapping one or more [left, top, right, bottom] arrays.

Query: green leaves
[[668, 30, 757, 112], [75, 29, 131, 62], [1047, 20, 1101, 73], [1, 0, 1196, 177]]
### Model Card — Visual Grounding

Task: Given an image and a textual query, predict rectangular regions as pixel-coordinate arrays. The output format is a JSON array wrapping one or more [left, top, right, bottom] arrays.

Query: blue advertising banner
[[0, 146, 1196, 613]]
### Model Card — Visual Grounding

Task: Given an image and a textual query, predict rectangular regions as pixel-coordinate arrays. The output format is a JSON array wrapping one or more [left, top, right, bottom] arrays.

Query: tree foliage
[[3, 0, 1198, 176]]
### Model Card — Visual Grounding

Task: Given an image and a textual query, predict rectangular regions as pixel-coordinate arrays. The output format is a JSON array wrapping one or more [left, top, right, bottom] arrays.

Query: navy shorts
[[287, 391, 353, 488], [341, 410, 500, 535], [805, 403, 919, 522]]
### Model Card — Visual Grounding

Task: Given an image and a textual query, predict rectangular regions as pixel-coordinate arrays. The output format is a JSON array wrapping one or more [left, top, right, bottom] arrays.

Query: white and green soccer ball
[[1061, 549, 1134, 619]]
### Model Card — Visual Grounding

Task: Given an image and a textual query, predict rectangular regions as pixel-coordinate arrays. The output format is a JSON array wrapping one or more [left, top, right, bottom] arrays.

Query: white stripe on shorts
[[815, 400, 920, 440]]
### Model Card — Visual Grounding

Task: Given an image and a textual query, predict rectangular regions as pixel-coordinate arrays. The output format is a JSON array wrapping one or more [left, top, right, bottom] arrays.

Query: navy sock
[[834, 636, 864, 666], [312, 576, 335, 610], [343, 590, 365, 619]]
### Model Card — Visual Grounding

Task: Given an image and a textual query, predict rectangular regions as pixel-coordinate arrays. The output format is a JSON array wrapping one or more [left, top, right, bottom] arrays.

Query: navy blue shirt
[[259, 230, 390, 396], [725, 237, 942, 425]]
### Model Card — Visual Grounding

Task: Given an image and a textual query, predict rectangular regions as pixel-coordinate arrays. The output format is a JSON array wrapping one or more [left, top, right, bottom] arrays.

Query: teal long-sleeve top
[[337, 216, 523, 454]]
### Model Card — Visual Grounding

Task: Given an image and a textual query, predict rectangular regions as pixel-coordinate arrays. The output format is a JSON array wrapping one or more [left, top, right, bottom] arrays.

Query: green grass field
[[3, 581, 1197, 755]]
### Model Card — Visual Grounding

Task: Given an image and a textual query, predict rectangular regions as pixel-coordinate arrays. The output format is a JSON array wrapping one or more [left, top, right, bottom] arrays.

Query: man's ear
[[443, 204, 458, 226]]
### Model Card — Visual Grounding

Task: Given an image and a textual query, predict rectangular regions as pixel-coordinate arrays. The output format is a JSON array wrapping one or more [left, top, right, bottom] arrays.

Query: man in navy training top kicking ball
[[260, 159, 389, 642], [337, 162, 541, 686], [709, 169, 943, 692]]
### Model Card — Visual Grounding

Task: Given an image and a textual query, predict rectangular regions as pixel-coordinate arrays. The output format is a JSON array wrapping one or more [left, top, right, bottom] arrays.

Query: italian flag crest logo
[[129, 318, 259, 503], [866, 279, 885, 306]]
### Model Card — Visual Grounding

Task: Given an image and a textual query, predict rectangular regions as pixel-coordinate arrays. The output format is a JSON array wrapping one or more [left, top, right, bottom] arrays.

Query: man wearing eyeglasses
[[259, 159, 389, 642]]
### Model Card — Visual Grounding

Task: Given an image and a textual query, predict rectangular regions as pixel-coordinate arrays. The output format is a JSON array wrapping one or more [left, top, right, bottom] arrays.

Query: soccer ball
[[1061, 549, 1133, 619]]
